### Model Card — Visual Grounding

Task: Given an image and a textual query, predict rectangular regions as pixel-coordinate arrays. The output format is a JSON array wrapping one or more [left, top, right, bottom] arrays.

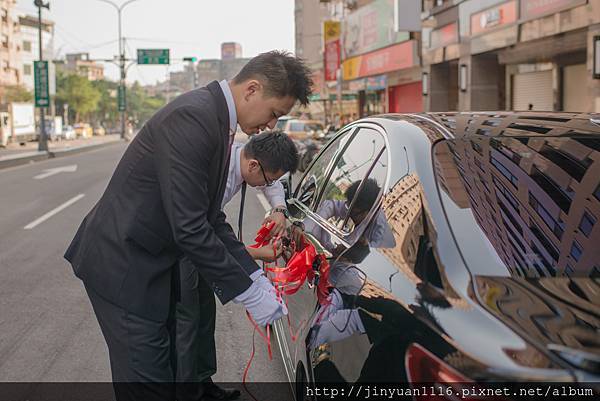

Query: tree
[[55, 72, 101, 123], [0, 85, 33, 103], [91, 79, 119, 128], [127, 81, 166, 127]]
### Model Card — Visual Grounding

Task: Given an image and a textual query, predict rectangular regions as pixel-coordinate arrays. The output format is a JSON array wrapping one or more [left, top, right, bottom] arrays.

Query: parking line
[[24, 194, 85, 230]]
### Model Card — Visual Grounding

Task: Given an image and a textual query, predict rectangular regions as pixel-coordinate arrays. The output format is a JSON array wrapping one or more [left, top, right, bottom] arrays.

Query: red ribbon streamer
[[242, 223, 332, 401]]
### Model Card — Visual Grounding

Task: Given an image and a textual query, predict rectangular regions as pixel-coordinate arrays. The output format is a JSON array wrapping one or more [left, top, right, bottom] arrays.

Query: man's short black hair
[[345, 178, 381, 212], [244, 130, 299, 175], [232, 50, 313, 106]]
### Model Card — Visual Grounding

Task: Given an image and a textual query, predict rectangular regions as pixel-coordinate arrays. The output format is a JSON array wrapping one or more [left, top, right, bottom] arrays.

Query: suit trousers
[[175, 257, 217, 401], [85, 281, 177, 401]]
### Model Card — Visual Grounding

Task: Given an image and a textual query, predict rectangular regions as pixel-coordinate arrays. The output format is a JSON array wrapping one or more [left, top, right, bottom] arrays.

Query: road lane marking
[[34, 164, 77, 180], [24, 194, 85, 230], [256, 193, 271, 212]]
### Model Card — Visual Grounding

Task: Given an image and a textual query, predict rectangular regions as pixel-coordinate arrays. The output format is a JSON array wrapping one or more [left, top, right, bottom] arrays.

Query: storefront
[[497, 0, 591, 112], [388, 82, 422, 113], [343, 40, 420, 117], [422, 5, 461, 112]]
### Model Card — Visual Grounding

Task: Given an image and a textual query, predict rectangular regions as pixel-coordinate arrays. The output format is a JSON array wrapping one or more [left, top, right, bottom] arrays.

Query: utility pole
[[97, 0, 142, 139], [34, 0, 49, 152]]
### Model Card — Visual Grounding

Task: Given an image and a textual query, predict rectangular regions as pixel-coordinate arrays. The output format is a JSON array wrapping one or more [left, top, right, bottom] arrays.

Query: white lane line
[[255, 192, 271, 212], [24, 194, 85, 230]]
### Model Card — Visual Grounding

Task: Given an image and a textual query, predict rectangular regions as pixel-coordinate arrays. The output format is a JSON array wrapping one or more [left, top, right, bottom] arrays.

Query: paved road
[[0, 141, 292, 394]]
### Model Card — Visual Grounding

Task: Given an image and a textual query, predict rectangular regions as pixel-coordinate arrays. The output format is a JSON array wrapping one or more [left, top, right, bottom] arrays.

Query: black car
[[273, 112, 600, 399]]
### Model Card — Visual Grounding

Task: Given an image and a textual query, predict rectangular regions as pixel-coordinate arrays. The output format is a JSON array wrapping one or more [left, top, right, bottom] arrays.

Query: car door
[[279, 123, 391, 383]]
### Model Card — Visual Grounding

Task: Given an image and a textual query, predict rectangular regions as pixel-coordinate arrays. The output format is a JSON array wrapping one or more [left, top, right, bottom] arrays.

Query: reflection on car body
[[274, 112, 600, 398]]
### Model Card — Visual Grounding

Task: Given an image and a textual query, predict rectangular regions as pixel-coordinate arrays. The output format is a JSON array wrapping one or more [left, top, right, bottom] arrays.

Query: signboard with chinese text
[[137, 49, 170, 65], [430, 22, 459, 49], [342, 40, 417, 81], [471, 0, 517, 36], [34, 61, 49, 107], [324, 21, 341, 82], [343, 0, 410, 58], [118, 85, 126, 111]]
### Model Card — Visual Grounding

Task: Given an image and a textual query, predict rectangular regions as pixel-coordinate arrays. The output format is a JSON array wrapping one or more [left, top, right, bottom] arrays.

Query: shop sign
[[324, 40, 341, 82], [324, 21, 341, 42], [343, 0, 410, 58], [430, 22, 459, 49], [520, 0, 587, 21], [342, 40, 416, 81], [348, 79, 366, 91], [324, 21, 341, 82], [471, 1, 517, 36], [365, 75, 387, 90]]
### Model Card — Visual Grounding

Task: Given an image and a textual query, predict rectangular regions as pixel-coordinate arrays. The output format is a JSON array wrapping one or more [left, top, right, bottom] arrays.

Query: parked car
[[274, 112, 600, 399], [280, 119, 325, 141], [63, 125, 76, 140], [93, 124, 106, 136], [73, 123, 93, 139], [275, 116, 293, 131]]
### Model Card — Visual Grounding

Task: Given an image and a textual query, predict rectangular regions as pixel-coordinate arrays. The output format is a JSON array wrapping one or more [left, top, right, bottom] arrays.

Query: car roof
[[376, 112, 600, 138]]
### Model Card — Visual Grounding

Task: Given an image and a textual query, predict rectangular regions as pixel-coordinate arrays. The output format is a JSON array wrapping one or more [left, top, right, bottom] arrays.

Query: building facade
[[18, 15, 54, 94], [64, 53, 104, 81], [0, 0, 21, 90], [422, 0, 600, 113]]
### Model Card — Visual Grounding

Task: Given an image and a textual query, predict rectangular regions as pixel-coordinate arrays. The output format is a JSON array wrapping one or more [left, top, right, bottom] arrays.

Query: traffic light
[[183, 57, 198, 62]]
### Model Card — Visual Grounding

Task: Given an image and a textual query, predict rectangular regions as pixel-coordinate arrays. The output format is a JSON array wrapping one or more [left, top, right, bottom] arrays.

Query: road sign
[[118, 85, 126, 111], [137, 49, 170, 65], [34, 61, 50, 107]]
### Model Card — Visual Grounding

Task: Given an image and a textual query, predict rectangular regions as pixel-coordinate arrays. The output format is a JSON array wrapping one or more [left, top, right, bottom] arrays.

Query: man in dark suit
[[64, 50, 312, 401]]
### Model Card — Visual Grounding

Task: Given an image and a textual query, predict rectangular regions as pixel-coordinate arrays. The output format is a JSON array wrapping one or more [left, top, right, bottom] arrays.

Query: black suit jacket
[[65, 81, 259, 322]]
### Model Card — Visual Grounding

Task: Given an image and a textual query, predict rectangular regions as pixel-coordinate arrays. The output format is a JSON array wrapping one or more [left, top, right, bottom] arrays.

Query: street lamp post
[[34, 0, 49, 152], [96, 0, 142, 139]]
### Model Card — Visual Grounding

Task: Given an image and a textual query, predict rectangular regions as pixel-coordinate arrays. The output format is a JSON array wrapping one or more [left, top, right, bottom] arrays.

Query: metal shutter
[[563, 64, 587, 112], [512, 70, 553, 111]]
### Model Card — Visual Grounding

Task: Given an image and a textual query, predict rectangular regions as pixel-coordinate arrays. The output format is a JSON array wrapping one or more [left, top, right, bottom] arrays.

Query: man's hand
[[289, 223, 305, 252], [262, 210, 286, 238], [247, 242, 282, 262], [234, 276, 288, 326]]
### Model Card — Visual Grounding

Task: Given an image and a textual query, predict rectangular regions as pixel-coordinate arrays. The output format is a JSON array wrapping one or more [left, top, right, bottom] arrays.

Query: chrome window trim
[[289, 121, 392, 248]]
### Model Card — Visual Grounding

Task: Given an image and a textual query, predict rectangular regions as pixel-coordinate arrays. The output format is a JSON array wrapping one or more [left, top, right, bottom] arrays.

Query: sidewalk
[[0, 134, 124, 170], [0, 134, 122, 158]]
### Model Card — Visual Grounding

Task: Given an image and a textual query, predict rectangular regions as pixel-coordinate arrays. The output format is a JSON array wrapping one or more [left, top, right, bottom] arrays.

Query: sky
[[15, 0, 295, 86]]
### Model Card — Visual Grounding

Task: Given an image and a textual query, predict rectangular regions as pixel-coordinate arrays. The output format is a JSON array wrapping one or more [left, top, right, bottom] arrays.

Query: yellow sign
[[342, 56, 361, 81], [323, 21, 341, 43]]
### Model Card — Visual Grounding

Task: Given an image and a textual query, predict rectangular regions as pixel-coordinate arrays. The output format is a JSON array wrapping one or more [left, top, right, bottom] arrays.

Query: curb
[[0, 139, 124, 170]]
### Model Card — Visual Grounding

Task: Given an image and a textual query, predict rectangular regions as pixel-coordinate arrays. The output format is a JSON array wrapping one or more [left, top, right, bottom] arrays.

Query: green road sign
[[34, 61, 50, 107], [137, 49, 170, 65], [118, 85, 126, 111]]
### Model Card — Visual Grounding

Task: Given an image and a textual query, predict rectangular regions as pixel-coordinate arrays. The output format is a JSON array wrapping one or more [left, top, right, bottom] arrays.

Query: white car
[[63, 125, 76, 140]]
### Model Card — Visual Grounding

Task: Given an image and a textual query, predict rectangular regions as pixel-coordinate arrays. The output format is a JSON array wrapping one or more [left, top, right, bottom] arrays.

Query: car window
[[293, 127, 355, 211], [289, 121, 305, 131], [316, 128, 387, 233], [275, 119, 288, 130]]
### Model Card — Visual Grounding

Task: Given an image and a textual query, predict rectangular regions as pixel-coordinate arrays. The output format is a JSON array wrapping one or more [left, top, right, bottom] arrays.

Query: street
[[0, 142, 290, 389]]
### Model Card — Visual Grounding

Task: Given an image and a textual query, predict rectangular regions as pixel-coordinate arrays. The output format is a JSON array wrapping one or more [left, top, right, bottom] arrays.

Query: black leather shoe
[[202, 379, 241, 400]]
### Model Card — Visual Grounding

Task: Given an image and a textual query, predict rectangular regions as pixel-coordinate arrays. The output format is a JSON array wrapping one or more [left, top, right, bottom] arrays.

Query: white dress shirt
[[221, 141, 286, 209]]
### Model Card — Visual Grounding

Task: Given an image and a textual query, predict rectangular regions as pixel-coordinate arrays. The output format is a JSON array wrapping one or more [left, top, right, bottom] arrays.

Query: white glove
[[250, 270, 277, 295], [234, 276, 287, 326], [309, 309, 365, 348]]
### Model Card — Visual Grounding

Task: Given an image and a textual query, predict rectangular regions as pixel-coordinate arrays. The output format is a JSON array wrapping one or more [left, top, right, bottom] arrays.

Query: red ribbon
[[242, 224, 332, 401]]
